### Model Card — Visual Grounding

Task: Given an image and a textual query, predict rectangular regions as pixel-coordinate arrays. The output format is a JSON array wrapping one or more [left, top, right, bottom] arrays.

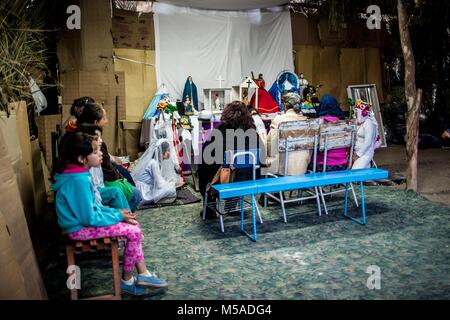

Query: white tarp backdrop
[[154, 2, 294, 106], [155, 0, 289, 11]]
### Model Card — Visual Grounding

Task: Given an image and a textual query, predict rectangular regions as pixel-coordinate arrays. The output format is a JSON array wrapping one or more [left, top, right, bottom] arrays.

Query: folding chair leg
[[319, 186, 328, 215], [219, 215, 225, 232], [297, 190, 303, 204], [255, 200, 263, 224], [350, 183, 359, 207], [343, 183, 349, 217], [202, 191, 208, 220], [279, 191, 287, 223], [240, 197, 245, 230], [314, 187, 322, 216], [263, 193, 268, 208]]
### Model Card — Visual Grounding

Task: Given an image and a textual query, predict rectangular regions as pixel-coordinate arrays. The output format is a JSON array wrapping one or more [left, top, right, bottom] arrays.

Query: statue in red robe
[[250, 73, 280, 114]]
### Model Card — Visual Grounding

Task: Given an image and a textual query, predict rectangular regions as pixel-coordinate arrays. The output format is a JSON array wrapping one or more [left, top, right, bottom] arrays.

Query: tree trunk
[[397, 0, 422, 192]]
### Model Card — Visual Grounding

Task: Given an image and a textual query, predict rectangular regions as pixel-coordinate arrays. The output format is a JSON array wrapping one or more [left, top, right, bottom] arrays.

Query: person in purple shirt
[[315, 95, 349, 172]]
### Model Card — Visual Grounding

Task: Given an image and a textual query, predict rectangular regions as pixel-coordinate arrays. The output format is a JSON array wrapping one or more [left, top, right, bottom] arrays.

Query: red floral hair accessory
[[354, 99, 371, 117]]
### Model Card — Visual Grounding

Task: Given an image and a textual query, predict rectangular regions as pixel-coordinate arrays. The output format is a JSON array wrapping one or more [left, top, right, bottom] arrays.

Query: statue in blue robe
[[182, 76, 198, 111]]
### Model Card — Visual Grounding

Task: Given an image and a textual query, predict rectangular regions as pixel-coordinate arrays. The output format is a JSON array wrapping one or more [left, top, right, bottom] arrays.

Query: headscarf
[[317, 95, 347, 118], [131, 138, 180, 185], [281, 92, 302, 112]]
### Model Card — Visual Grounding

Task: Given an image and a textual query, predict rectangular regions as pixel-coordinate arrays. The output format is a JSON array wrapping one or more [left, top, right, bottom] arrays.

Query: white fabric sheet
[[155, 0, 289, 11], [154, 3, 294, 107]]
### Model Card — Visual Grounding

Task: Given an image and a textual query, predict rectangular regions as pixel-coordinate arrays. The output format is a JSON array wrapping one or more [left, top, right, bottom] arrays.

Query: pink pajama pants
[[69, 222, 145, 273]]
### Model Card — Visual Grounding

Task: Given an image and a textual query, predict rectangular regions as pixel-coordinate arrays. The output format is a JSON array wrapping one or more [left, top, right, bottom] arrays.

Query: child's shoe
[[136, 271, 168, 288], [121, 277, 147, 296]]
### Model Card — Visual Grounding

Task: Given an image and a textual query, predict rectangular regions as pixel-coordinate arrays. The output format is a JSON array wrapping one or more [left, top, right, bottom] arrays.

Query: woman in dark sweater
[[198, 101, 262, 218]]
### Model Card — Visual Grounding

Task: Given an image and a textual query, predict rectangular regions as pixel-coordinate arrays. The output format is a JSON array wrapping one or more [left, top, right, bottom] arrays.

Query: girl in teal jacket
[[52, 132, 168, 295]]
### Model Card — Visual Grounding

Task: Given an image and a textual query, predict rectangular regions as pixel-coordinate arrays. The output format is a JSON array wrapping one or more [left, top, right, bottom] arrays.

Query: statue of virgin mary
[[182, 75, 198, 111]]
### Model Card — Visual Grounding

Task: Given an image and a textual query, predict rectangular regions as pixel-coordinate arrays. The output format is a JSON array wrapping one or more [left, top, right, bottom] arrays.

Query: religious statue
[[182, 75, 198, 111], [298, 73, 309, 98], [242, 90, 249, 106], [184, 95, 194, 115], [214, 93, 221, 111], [250, 73, 279, 113]]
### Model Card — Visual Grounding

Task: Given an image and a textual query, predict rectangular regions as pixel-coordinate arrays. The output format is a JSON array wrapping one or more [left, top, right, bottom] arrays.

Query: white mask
[[355, 109, 367, 124]]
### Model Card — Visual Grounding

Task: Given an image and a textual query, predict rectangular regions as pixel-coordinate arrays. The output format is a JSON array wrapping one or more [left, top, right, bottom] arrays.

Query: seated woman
[[266, 92, 310, 176], [131, 139, 183, 205], [315, 94, 349, 172], [62, 96, 95, 134], [198, 101, 262, 218]]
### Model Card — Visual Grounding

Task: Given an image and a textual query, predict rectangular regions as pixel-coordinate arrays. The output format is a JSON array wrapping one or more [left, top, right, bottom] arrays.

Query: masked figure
[[352, 100, 381, 169]]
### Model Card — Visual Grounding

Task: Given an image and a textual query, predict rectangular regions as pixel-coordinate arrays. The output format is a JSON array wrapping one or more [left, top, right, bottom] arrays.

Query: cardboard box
[[0, 107, 22, 174], [0, 130, 47, 299], [36, 114, 63, 168], [120, 120, 142, 161], [112, 9, 155, 50], [10, 102, 37, 239], [0, 210, 28, 299], [30, 139, 49, 222], [60, 70, 126, 153]]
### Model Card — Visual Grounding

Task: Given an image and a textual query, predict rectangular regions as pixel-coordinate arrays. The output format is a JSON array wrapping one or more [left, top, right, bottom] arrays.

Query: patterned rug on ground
[[137, 185, 201, 209], [44, 186, 450, 300]]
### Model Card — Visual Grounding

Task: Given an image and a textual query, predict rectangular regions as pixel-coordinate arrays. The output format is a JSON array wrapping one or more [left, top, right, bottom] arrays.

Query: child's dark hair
[[247, 104, 260, 116], [71, 96, 95, 120], [161, 141, 170, 154], [78, 123, 103, 136], [77, 102, 104, 125], [51, 132, 94, 180]]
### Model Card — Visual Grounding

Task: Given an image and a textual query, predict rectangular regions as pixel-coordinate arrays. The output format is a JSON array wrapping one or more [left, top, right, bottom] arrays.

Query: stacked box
[[60, 71, 126, 153], [36, 114, 62, 168], [112, 9, 154, 50]]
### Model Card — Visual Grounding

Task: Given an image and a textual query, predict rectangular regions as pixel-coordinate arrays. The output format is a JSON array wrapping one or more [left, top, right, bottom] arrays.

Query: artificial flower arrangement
[[158, 96, 177, 115]]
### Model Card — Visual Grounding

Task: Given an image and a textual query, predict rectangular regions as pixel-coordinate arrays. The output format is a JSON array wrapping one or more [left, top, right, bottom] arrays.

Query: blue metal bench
[[212, 168, 389, 241]]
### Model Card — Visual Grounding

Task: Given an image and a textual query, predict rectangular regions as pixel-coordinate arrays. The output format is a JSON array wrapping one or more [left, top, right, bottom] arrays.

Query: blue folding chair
[[318, 119, 359, 215], [202, 149, 262, 233], [264, 119, 324, 222]]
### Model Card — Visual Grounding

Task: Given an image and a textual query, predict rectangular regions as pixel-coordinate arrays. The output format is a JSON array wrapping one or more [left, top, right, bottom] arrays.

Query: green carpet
[[44, 186, 450, 300]]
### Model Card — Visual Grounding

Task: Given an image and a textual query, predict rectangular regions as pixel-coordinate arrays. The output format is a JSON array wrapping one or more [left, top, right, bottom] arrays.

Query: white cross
[[216, 75, 225, 88]]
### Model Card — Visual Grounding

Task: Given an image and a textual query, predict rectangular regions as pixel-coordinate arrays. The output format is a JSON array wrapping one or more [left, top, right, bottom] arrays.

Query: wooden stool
[[65, 237, 122, 300]]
